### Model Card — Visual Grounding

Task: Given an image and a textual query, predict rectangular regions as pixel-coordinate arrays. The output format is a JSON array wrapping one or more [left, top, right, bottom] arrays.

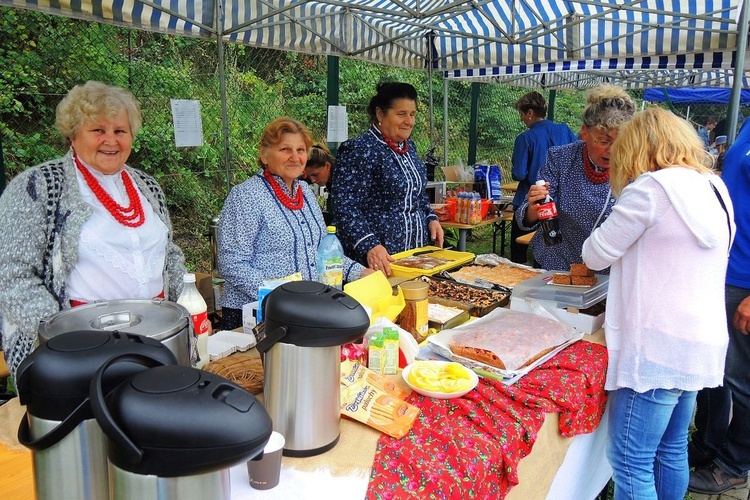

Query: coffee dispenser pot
[[257, 281, 369, 456], [16, 330, 177, 500], [90, 357, 273, 500]]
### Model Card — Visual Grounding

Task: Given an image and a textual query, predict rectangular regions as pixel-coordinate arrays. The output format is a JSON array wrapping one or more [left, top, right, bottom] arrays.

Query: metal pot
[[257, 281, 369, 457], [39, 299, 192, 366], [15, 330, 177, 500]]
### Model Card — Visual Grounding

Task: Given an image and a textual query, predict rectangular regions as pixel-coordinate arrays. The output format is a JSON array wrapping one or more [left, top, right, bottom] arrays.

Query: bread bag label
[[340, 361, 419, 439]]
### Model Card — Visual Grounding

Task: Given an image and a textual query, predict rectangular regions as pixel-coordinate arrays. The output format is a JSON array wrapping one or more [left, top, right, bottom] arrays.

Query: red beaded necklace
[[74, 154, 145, 227], [583, 145, 610, 184], [263, 168, 304, 210], [380, 131, 409, 154]]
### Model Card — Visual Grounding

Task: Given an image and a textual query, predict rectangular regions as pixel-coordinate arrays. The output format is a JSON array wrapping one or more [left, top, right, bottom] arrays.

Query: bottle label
[[191, 310, 210, 336], [320, 258, 344, 288], [537, 201, 558, 220]]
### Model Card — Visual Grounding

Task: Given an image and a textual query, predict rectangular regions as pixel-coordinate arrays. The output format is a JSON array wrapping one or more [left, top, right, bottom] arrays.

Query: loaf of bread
[[447, 310, 575, 371]]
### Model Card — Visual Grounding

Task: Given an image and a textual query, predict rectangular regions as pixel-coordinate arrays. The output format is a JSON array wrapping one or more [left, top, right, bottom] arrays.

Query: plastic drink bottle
[[535, 180, 563, 246], [176, 273, 210, 368], [317, 226, 344, 289]]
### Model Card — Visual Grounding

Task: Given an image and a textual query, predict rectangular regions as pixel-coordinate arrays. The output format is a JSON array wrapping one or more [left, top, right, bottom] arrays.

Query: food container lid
[[97, 366, 272, 477], [16, 330, 176, 421], [38, 299, 189, 344], [399, 281, 428, 300], [511, 271, 609, 309]]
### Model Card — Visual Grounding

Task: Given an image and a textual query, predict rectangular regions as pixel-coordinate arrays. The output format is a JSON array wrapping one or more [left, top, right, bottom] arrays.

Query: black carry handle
[[18, 397, 92, 451], [89, 353, 168, 465], [255, 326, 288, 355]]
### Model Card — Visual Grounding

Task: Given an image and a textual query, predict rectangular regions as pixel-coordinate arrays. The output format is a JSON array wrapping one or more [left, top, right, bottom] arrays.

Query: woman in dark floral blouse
[[332, 82, 444, 276]]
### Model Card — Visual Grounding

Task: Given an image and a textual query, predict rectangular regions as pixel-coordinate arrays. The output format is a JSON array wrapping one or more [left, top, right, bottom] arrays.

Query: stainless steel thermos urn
[[90, 359, 273, 500], [257, 281, 369, 457], [16, 330, 177, 500]]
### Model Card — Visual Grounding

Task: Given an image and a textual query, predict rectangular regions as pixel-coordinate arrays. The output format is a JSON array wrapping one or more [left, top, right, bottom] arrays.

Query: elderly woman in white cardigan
[[0, 81, 186, 381]]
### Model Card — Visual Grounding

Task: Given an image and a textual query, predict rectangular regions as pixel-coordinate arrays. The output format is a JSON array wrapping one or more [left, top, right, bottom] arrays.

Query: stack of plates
[[207, 330, 257, 361]]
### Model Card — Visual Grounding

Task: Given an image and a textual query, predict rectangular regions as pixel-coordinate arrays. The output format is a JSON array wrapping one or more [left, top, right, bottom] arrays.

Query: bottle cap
[[326, 225, 336, 234], [535, 180, 546, 186], [183, 273, 196, 283]]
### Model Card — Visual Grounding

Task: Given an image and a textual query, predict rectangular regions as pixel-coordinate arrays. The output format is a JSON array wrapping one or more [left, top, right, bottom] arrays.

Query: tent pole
[[443, 78, 449, 169], [468, 83, 480, 166], [0, 134, 5, 196], [216, 1, 231, 192], [548, 90, 557, 122], [727, 0, 750, 145], [326, 56, 340, 156]]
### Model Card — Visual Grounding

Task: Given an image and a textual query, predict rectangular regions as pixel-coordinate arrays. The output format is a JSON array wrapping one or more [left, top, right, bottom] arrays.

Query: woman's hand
[[429, 220, 444, 248], [359, 268, 376, 278], [524, 181, 550, 225], [367, 245, 394, 276]]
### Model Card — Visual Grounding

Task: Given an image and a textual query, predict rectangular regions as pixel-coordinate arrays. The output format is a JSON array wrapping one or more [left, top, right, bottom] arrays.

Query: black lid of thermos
[[257, 281, 369, 353], [16, 330, 177, 421], [90, 360, 273, 477]]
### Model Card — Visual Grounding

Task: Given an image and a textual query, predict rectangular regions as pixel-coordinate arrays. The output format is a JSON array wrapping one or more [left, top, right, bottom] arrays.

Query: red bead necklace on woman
[[263, 168, 304, 210], [380, 131, 409, 155], [74, 154, 145, 227], [583, 145, 610, 184]]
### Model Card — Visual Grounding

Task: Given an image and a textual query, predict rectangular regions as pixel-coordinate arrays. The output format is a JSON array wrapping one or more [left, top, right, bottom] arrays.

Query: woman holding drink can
[[515, 84, 635, 272]]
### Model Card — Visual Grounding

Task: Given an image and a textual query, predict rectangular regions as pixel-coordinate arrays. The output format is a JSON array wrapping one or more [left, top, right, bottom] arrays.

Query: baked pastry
[[447, 310, 574, 371], [450, 263, 540, 288], [571, 275, 597, 286], [552, 273, 571, 285], [570, 263, 595, 277], [392, 254, 450, 269]]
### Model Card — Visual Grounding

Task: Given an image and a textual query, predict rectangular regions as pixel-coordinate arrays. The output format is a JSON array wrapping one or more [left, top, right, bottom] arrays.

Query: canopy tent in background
[[446, 51, 750, 90], [643, 87, 750, 105]]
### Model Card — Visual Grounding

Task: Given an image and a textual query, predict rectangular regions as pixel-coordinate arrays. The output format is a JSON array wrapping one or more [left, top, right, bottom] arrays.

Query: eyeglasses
[[591, 137, 614, 148]]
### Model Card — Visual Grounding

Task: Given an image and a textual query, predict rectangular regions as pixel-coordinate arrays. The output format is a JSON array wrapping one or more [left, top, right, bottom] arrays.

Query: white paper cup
[[247, 431, 285, 490], [242, 302, 258, 334]]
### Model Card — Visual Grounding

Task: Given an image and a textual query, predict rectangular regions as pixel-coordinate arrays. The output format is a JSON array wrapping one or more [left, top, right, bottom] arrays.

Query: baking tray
[[420, 275, 510, 317], [428, 297, 471, 331], [389, 246, 475, 278]]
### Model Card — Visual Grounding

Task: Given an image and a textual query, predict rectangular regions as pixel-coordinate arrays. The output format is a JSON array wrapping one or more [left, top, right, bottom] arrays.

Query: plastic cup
[[247, 431, 285, 490]]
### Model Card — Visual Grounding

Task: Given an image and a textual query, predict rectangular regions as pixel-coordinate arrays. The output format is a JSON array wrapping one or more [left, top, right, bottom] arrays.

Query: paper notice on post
[[327, 105, 348, 143], [170, 99, 204, 147]]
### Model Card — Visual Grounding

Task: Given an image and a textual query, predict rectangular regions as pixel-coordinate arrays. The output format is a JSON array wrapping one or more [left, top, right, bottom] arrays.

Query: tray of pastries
[[420, 276, 509, 317]]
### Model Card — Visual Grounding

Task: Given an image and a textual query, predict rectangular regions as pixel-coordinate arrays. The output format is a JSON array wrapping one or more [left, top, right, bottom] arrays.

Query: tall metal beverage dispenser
[[256, 281, 369, 456], [15, 330, 177, 500], [90, 359, 273, 500]]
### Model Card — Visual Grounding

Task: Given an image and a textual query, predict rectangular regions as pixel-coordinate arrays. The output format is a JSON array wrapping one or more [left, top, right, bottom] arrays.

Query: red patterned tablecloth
[[365, 340, 608, 499]]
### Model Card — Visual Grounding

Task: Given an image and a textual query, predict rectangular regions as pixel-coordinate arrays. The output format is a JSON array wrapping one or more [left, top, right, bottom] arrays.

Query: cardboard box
[[195, 272, 216, 315], [509, 296, 604, 334]]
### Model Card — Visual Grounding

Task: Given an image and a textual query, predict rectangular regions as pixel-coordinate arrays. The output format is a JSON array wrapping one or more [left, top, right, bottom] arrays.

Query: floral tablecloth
[[366, 341, 608, 499]]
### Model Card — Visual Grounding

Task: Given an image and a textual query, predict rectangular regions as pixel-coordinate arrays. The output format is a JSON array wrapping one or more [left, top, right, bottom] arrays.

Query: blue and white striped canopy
[[0, 0, 741, 75]]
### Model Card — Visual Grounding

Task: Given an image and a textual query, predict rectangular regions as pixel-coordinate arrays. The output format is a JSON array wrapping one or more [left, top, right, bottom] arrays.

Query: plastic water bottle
[[535, 180, 563, 246], [176, 273, 210, 369], [317, 226, 344, 289]]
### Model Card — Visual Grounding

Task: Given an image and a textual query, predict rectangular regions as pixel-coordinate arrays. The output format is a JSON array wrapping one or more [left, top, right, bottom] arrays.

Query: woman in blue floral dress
[[332, 82, 444, 276], [217, 117, 371, 329]]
